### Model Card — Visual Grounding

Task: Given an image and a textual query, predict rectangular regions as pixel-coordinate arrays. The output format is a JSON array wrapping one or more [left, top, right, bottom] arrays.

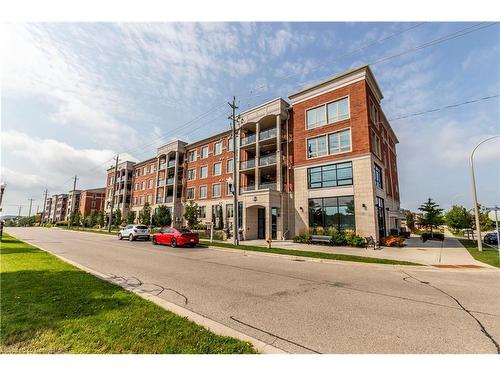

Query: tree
[[476, 204, 494, 231], [139, 202, 151, 225], [97, 209, 105, 228], [445, 205, 473, 231], [88, 210, 98, 227], [183, 200, 199, 228], [217, 206, 224, 230], [70, 211, 82, 227], [154, 205, 171, 227], [113, 208, 122, 227], [418, 198, 444, 238], [126, 210, 136, 224], [19, 215, 37, 227], [405, 210, 415, 230]]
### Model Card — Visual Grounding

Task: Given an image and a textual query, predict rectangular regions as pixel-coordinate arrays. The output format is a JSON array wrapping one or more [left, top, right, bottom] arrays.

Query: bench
[[310, 235, 333, 245], [364, 236, 380, 250]]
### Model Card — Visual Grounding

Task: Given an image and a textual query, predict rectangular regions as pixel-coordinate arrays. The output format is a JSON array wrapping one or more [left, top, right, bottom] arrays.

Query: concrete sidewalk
[[225, 231, 487, 267]]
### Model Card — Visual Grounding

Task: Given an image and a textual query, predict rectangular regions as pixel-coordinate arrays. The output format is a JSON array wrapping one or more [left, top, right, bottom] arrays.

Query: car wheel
[[128, 234, 134, 241], [152, 237, 157, 245], [171, 238, 177, 248], [118, 233, 122, 240]]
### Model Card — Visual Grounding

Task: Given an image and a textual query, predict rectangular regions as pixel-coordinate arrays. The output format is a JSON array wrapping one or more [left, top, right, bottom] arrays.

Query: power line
[[388, 94, 499, 121]]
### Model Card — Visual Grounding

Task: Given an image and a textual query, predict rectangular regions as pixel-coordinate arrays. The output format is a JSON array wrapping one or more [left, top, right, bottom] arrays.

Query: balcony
[[259, 182, 277, 190], [157, 180, 165, 187], [159, 163, 166, 170], [167, 160, 176, 168], [240, 159, 255, 170], [240, 185, 255, 193], [165, 196, 173, 203], [166, 177, 175, 185], [259, 127, 277, 141], [259, 153, 277, 167], [240, 134, 256, 146]]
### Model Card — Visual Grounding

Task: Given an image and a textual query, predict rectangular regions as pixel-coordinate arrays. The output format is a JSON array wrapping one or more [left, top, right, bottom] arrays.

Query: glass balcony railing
[[259, 153, 277, 166], [240, 185, 255, 193], [240, 134, 256, 146], [157, 180, 165, 187], [259, 182, 277, 190], [165, 196, 173, 203], [259, 127, 277, 141], [167, 160, 176, 168], [240, 159, 255, 170], [166, 177, 175, 185], [159, 163, 166, 170]]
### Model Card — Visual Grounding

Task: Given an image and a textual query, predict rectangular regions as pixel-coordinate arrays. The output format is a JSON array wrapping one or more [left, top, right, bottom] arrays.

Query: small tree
[[114, 208, 122, 227], [474, 204, 495, 231], [126, 210, 136, 224], [418, 198, 444, 238], [97, 209, 105, 228], [217, 206, 224, 230], [154, 205, 171, 227], [445, 205, 473, 231], [184, 200, 199, 228], [405, 210, 415, 230], [70, 211, 82, 227], [89, 210, 98, 227], [139, 202, 151, 225]]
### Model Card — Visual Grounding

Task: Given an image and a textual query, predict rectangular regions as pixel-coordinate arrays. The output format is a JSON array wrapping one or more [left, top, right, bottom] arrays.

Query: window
[[200, 166, 208, 179], [213, 162, 222, 176], [201, 146, 209, 159], [134, 197, 138, 205], [227, 159, 234, 173], [308, 196, 355, 231], [143, 167, 147, 175], [306, 97, 349, 129], [370, 100, 379, 125], [328, 129, 351, 154], [147, 195, 151, 203], [150, 164, 155, 173], [374, 163, 383, 189], [187, 169, 196, 180], [306, 106, 326, 129], [91, 201, 96, 208], [327, 98, 349, 123], [134, 183, 138, 190], [148, 179, 153, 189], [140, 196, 144, 205], [307, 162, 353, 189], [307, 136, 328, 158], [141, 181, 145, 190], [198, 206, 206, 219], [188, 150, 197, 162], [186, 188, 195, 200], [371, 131, 381, 157], [212, 183, 221, 197], [214, 142, 222, 155], [199, 186, 207, 199], [226, 204, 234, 218], [226, 180, 233, 195], [228, 138, 234, 151]]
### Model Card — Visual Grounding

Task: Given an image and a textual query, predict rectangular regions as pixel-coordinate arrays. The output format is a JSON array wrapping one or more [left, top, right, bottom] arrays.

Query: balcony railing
[[259, 153, 277, 166], [240, 185, 255, 193], [157, 180, 165, 187], [259, 127, 277, 141], [165, 196, 173, 203], [166, 177, 175, 185], [167, 160, 176, 168], [259, 182, 277, 190], [240, 159, 255, 170], [159, 163, 166, 170], [240, 134, 256, 146]]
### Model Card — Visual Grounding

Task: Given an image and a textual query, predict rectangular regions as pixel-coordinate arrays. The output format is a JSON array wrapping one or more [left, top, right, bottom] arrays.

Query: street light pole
[[470, 135, 500, 252]]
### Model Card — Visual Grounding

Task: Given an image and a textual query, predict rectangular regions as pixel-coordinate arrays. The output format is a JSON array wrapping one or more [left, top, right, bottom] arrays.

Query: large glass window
[[214, 142, 222, 155], [186, 188, 195, 200], [198, 206, 206, 218], [328, 129, 351, 154], [307, 136, 328, 158], [213, 162, 222, 176], [326, 98, 349, 123], [226, 204, 234, 218], [199, 186, 207, 199], [188, 150, 197, 162], [308, 196, 355, 231], [374, 163, 383, 189], [307, 162, 353, 189], [187, 169, 196, 180], [200, 166, 208, 179], [227, 159, 234, 173], [201, 146, 208, 159], [306, 106, 326, 129], [212, 183, 221, 197]]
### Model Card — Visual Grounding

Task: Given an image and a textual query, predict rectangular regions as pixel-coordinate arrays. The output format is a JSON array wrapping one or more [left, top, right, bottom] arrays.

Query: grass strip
[[457, 238, 499, 268], [200, 240, 423, 266], [0, 233, 255, 354]]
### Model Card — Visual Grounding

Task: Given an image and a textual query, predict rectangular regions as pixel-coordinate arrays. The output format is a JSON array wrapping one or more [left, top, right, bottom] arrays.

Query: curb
[[20, 239, 286, 354]]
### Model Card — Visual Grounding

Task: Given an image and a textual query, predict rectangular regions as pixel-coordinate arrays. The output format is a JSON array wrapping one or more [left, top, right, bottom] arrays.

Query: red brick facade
[[131, 158, 157, 207], [79, 189, 106, 216]]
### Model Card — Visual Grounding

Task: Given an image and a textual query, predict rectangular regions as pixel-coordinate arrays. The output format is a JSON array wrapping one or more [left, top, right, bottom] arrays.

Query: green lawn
[[0, 233, 255, 354], [58, 227, 118, 235], [200, 240, 423, 266], [457, 238, 500, 268]]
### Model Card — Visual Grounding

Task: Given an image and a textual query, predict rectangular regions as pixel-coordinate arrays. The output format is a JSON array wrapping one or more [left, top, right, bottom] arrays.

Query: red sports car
[[152, 227, 199, 248]]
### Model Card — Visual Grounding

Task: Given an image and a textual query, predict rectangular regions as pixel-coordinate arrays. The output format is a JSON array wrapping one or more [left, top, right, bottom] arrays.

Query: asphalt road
[[5, 227, 500, 354]]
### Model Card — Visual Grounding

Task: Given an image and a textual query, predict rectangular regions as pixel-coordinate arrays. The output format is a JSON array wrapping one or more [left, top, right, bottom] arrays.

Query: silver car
[[118, 224, 150, 241]]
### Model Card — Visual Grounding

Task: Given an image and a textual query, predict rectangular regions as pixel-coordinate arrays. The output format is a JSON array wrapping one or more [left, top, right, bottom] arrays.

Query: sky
[[1, 22, 499, 217]]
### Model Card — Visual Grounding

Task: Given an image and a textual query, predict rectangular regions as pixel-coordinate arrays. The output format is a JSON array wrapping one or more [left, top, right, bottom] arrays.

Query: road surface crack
[[401, 270, 500, 353]]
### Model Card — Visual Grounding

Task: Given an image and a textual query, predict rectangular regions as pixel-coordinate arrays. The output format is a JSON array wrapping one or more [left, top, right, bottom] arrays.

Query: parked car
[[484, 232, 498, 245], [118, 224, 150, 241], [152, 227, 199, 248]]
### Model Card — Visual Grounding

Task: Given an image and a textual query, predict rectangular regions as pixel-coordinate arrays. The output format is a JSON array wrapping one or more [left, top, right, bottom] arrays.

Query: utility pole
[[41, 189, 48, 225], [68, 175, 78, 229], [108, 155, 119, 232], [17, 205, 22, 221], [27, 198, 34, 218], [228, 96, 239, 245]]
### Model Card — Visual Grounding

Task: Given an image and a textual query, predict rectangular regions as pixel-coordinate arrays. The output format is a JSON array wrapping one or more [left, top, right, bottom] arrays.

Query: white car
[[118, 224, 150, 241]]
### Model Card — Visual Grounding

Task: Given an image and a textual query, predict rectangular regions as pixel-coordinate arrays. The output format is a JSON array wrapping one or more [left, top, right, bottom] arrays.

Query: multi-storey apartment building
[[79, 188, 106, 216], [103, 65, 401, 240], [65, 190, 82, 221], [105, 161, 135, 223], [53, 194, 68, 222], [183, 130, 234, 231], [43, 196, 53, 223], [289, 65, 401, 239]]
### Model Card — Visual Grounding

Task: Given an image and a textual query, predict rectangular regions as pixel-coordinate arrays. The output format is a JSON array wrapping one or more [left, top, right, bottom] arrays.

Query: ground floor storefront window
[[308, 196, 355, 231]]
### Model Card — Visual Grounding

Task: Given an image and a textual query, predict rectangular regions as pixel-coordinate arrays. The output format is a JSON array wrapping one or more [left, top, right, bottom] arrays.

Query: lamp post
[[470, 135, 500, 252]]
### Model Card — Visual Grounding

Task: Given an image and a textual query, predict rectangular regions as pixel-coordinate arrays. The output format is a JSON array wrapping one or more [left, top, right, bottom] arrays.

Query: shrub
[[421, 232, 444, 242], [55, 221, 68, 227], [345, 232, 367, 247], [381, 235, 405, 247], [293, 233, 311, 244]]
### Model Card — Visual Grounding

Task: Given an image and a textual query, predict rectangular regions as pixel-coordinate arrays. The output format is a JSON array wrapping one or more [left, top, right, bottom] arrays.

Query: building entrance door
[[257, 207, 266, 239]]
